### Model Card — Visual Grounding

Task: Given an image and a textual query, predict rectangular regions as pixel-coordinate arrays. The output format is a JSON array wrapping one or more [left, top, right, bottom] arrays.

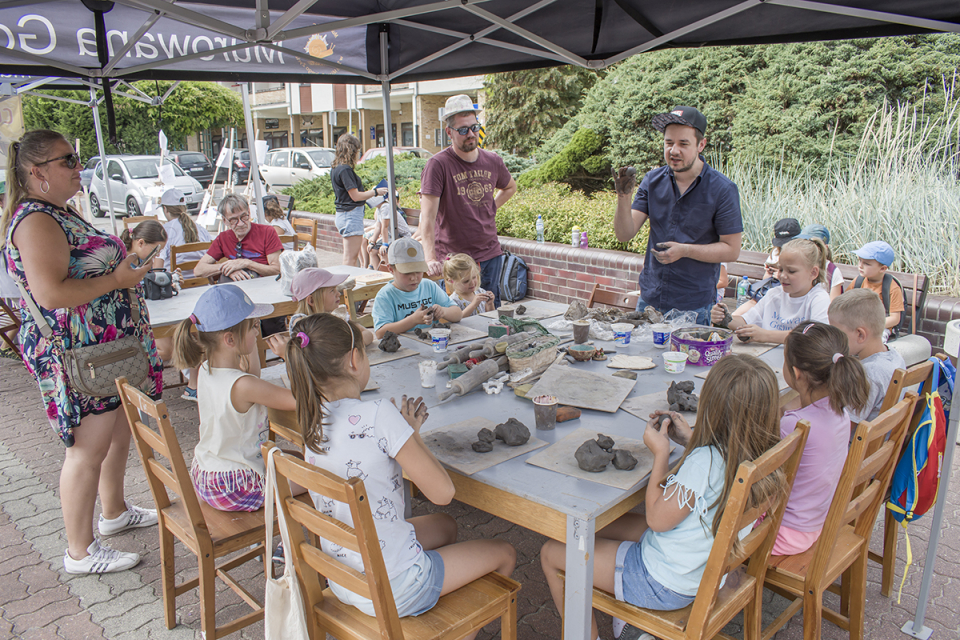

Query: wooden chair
[[0, 297, 20, 358], [761, 392, 919, 640], [868, 358, 937, 597], [262, 442, 521, 640], [122, 215, 158, 233], [291, 217, 318, 249], [277, 234, 297, 250], [586, 283, 640, 311], [584, 422, 809, 640], [170, 241, 214, 289], [343, 280, 392, 328], [116, 377, 276, 639]]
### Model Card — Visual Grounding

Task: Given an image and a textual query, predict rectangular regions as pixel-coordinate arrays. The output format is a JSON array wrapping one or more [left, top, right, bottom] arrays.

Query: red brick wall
[[300, 211, 957, 350]]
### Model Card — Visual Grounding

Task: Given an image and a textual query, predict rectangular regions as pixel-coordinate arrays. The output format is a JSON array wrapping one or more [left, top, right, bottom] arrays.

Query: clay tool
[[437, 357, 508, 401], [436, 345, 473, 371]]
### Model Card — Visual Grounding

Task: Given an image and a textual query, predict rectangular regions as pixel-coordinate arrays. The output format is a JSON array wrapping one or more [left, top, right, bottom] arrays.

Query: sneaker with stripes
[[98, 503, 158, 536], [63, 539, 140, 574]]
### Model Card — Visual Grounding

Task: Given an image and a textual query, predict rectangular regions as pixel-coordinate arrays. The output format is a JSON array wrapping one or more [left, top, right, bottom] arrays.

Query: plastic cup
[[430, 328, 451, 352], [418, 360, 437, 388], [572, 320, 590, 344], [499, 305, 516, 318], [533, 395, 558, 431], [662, 351, 688, 374], [651, 323, 672, 348], [612, 323, 633, 346]]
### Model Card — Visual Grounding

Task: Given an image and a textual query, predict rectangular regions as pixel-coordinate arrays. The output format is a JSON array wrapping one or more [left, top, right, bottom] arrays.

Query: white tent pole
[[90, 86, 117, 236], [379, 27, 398, 243], [241, 83, 265, 223]]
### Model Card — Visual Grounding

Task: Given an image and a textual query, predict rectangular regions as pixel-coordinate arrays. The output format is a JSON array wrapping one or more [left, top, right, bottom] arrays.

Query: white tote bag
[[264, 448, 310, 640]]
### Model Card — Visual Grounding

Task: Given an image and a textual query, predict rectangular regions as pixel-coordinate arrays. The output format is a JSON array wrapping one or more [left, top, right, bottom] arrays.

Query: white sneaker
[[63, 539, 140, 574], [98, 503, 158, 536]]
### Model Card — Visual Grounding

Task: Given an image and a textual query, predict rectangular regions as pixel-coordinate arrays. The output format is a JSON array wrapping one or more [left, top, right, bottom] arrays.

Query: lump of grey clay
[[612, 449, 638, 471], [738, 333, 752, 343], [378, 331, 401, 353], [657, 413, 672, 427], [477, 428, 495, 443], [515, 304, 526, 315], [595, 434, 615, 451], [575, 439, 614, 472], [472, 440, 494, 453], [666, 381, 699, 412], [494, 418, 530, 447]]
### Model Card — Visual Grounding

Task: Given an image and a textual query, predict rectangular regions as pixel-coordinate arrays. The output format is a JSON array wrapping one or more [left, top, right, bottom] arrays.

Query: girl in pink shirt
[[775, 321, 869, 555]]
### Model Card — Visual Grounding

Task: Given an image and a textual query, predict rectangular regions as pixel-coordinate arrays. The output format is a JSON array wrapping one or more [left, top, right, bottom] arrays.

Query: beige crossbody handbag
[[18, 281, 151, 398]]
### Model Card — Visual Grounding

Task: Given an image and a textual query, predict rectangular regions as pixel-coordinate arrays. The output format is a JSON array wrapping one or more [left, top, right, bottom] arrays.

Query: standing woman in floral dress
[[1, 130, 163, 574]]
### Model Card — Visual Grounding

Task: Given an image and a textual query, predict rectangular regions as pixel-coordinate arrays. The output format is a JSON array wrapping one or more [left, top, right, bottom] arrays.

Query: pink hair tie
[[189, 314, 198, 325], [297, 332, 310, 348], [832, 352, 843, 364]]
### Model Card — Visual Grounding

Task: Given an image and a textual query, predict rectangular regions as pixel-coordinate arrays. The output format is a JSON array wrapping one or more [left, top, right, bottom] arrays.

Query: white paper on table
[[158, 163, 176, 185], [215, 144, 231, 168]]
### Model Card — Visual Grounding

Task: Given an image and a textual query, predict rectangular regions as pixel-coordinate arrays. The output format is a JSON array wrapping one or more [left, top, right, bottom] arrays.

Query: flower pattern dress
[[4, 199, 163, 446]]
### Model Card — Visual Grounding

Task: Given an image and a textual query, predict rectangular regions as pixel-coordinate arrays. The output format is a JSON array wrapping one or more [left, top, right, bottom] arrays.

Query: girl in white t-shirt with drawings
[[283, 313, 516, 622], [711, 237, 830, 344]]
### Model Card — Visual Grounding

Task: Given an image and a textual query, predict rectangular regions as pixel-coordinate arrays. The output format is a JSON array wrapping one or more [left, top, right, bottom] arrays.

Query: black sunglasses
[[452, 123, 481, 136], [36, 153, 80, 169]]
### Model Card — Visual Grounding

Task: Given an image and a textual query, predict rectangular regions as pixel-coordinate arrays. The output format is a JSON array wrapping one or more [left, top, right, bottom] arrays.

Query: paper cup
[[651, 323, 672, 348], [662, 351, 688, 374], [533, 395, 558, 431], [418, 360, 437, 388], [499, 305, 516, 318], [612, 323, 633, 346], [430, 328, 451, 352], [572, 320, 590, 344]]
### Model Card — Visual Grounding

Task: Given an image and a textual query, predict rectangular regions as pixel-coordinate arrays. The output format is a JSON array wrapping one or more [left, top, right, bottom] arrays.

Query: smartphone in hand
[[132, 244, 162, 268]]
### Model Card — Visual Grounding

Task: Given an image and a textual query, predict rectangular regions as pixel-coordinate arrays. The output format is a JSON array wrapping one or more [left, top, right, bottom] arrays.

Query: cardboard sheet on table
[[524, 363, 635, 413], [423, 416, 547, 475], [480, 300, 565, 321], [730, 340, 778, 357], [696, 363, 787, 391], [367, 341, 418, 366], [405, 323, 487, 346], [262, 363, 379, 392], [525, 427, 656, 490], [620, 391, 697, 427]]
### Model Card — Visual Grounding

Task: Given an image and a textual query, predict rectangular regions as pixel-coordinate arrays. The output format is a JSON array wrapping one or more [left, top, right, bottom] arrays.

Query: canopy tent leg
[[380, 26, 399, 244], [241, 84, 265, 223], [89, 87, 117, 236]]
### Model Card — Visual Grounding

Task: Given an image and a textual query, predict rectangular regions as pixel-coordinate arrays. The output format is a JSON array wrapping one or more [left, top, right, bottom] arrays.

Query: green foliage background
[[23, 81, 243, 158]]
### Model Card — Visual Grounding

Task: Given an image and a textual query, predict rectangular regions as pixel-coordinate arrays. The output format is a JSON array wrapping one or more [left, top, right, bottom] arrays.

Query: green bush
[[492, 149, 537, 175], [516, 128, 610, 192], [497, 182, 649, 253]]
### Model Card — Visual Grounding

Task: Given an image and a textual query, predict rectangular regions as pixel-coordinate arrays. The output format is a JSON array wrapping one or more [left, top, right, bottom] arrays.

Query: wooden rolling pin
[[437, 357, 508, 401]]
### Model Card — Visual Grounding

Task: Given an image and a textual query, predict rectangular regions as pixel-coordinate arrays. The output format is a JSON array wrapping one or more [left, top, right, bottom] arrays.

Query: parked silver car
[[259, 147, 335, 190], [88, 155, 204, 218]]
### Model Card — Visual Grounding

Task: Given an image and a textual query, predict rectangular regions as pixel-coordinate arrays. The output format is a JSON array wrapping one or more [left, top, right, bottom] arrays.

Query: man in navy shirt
[[613, 106, 742, 325]]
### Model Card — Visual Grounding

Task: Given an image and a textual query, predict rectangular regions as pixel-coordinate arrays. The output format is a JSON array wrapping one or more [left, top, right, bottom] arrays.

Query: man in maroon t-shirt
[[194, 194, 282, 282], [420, 95, 517, 306]]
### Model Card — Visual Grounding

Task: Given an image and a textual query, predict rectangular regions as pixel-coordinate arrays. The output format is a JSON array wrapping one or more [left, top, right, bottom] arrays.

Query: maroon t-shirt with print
[[419, 147, 512, 263], [206, 223, 283, 265]]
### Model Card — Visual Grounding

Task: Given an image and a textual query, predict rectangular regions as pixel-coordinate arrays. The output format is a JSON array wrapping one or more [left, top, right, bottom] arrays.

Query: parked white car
[[89, 156, 204, 218], [259, 147, 335, 190]]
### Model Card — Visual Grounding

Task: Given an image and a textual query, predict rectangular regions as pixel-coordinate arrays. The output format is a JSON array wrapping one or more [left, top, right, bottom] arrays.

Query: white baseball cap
[[444, 94, 477, 120], [160, 188, 186, 206], [387, 237, 428, 274]]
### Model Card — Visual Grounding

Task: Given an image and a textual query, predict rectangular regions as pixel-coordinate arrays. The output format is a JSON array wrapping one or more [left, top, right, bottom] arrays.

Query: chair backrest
[[291, 217, 317, 249], [685, 422, 809, 635], [277, 234, 298, 250], [586, 283, 639, 311], [116, 377, 208, 538], [274, 193, 295, 218], [123, 215, 159, 233], [170, 240, 214, 288], [805, 392, 918, 584], [877, 359, 935, 417], [263, 442, 406, 639]]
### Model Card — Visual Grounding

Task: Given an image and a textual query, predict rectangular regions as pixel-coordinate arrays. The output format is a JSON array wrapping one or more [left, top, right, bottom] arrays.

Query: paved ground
[[1, 246, 958, 639]]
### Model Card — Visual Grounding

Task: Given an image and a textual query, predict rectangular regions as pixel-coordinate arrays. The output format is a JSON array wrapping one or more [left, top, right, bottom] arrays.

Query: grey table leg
[[564, 516, 596, 640]]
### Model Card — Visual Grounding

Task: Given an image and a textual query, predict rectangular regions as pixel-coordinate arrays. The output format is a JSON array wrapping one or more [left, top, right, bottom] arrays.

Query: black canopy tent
[[0, 4, 957, 638]]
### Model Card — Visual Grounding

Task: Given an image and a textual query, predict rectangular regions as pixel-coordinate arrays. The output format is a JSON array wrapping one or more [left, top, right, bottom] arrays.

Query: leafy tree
[[23, 81, 243, 158], [483, 66, 603, 155]]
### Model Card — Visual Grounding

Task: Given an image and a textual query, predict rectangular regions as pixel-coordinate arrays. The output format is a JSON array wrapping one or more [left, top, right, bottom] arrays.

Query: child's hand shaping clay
[[393, 395, 429, 432], [643, 414, 672, 458], [651, 410, 692, 446]]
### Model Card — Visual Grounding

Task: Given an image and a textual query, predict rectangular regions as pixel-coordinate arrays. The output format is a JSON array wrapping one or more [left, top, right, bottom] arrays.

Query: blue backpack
[[499, 251, 528, 302]]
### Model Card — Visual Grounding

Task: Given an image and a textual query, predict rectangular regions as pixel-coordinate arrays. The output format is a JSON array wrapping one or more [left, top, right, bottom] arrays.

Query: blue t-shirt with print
[[372, 279, 455, 331]]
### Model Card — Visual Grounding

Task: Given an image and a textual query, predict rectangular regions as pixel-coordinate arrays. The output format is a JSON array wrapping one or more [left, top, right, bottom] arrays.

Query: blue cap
[[190, 284, 273, 332], [797, 223, 830, 244], [854, 241, 895, 268]]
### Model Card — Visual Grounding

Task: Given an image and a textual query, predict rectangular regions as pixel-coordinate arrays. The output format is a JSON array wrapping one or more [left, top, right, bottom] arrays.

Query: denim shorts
[[335, 204, 365, 237], [330, 549, 444, 617], [615, 536, 695, 611]]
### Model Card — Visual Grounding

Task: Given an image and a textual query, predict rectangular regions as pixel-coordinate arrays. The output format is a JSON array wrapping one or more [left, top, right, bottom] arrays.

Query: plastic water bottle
[[736, 276, 750, 307], [571, 225, 581, 247], [535, 215, 545, 243], [580, 231, 588, 249]]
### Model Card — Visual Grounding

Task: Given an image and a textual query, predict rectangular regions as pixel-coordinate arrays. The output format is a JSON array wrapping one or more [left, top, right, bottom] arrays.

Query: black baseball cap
[[652, 106, 707, 136], [771, 218, 802, 248]]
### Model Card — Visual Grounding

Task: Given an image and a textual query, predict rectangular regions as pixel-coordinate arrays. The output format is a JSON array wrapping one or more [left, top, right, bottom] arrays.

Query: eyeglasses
[[226, 213, 250, 227], [36, 153, 80, 169], [234, 241, 243, 259], [452, 123, 481, 136]]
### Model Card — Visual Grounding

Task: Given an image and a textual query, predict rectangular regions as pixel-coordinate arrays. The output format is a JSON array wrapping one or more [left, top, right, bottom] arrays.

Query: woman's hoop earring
[[40, 179, 50, 194]]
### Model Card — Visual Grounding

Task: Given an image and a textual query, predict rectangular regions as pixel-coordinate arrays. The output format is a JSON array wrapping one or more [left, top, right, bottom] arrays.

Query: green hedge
[[496, 183, 649, 253]]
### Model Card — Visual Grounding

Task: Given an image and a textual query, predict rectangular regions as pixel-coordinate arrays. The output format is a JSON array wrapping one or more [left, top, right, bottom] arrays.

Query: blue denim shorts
[[614, 536, 695, 611], [330, 549, 444, 617], [335, 204, 366, 237]]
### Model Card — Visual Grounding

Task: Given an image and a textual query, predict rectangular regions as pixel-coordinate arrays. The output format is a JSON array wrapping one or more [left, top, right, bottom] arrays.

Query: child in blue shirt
[[372, 237, 463, 338]]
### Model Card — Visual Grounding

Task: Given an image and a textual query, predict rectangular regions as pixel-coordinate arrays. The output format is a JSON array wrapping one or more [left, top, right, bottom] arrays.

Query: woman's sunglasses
[[36, 153, 80, 169]]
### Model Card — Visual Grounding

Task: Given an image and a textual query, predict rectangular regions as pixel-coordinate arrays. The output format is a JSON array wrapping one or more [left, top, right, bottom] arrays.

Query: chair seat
[[162, 498, 268, 554], [766, 525, 864, 591], [315, 572, 520, 640]]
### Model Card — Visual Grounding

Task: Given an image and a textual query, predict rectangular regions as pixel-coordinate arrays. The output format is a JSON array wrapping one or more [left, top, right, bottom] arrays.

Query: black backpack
[[853, 273, 908, 338], [499, 251, 528, 302], [143, 269, 174, 300]]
